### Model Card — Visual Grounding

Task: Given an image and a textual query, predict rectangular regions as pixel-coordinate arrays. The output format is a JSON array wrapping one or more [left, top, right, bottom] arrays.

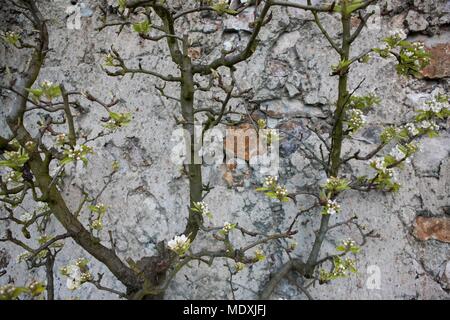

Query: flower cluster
[[91, 220, 103, 230], [192, 201, 212, 219], [264, 175, 277, 187], [0, 284, 19, 300], [56, 133, 68, 146], [336, 238, 360, 254], [24, 140, 35, 151], [275, 185, 288, 199], [321, 199, 341, 215], [374, 31, 430, 77], [103, 111, 132, 131], [60, 145, 93, 166], [421, 98, 447, 113], [221, 221, 236, 235], [370, 157, 388, 172], [380, 126, 397, 144], [3, 170, 22, 184], [28, 281, 46, 297], [413, 94, 449, 137], [319, 256, 357, 283], [27, 81, 62, 102], [234, 262, 246, 272], [368, 157, 400, 192], [405, 122, 419, 136], [60, 258, 92, 291], [346, 109, 367, 133], [168, 234, 191, 256], [0, 150, 29, 170], [254, 249, 266, 262], [257, 176, 289, 202], [323, 176, 350, 194], [88, 203, 107, 231], [419, 120, 439, 131], [2, 31, 20, 46], [0, 281, 45, 300]]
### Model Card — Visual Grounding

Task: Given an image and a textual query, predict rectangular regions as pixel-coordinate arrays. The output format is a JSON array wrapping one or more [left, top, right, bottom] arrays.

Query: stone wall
[[0, 0, 449, 299]]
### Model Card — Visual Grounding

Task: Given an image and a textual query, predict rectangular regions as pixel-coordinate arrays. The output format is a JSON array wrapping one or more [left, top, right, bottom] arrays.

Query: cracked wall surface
[[0, 0, 449, 299]]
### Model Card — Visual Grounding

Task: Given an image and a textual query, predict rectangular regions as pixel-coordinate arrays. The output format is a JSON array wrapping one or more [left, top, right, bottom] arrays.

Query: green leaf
[[46, 85, 61, 99], [104, 112, 132, 130], [133, 20, 151, 34], [0, 285, 30, 300], [0, 152, 29, 170], [265, 191, 277, 199], [350, 247, 360, 254], [118, 0, 127, 11], [212, 2, 238, 15], [26, 88, 43, 98], [29, 282, 46, 297]]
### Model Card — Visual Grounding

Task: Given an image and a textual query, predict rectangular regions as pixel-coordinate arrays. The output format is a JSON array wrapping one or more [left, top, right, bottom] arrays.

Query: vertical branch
[[178, 35, 203, 241], [305, 0, 352, 275], [45, 252, 55, 300], [6, 0, 49, 129], [60, 84, 76, 147]]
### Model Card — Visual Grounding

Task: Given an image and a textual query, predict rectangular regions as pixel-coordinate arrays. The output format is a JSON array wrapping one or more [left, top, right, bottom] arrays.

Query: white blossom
[[412, 42, 425, 51], [371, 157, 387, 171], [20, 212, 33, 222], [263, 176, 278, 187], [342, 238, 356, 248], [222, 222, 234, 233], [419, 119, 438, 131], [324, 199, 340, 215], [168, 234, 190, 255], [65, 265, 82, 291], [275, 185, 288, 198], [405, 123, 419, 136], [422, 102, 444, 113], [193, 201, 211, 217], [41, 80, 54, 88], [347, 109, 367, 131]]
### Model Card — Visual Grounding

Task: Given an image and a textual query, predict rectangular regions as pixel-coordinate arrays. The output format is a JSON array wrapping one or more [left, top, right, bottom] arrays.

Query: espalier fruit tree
[[0, 0, 448, 300]]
